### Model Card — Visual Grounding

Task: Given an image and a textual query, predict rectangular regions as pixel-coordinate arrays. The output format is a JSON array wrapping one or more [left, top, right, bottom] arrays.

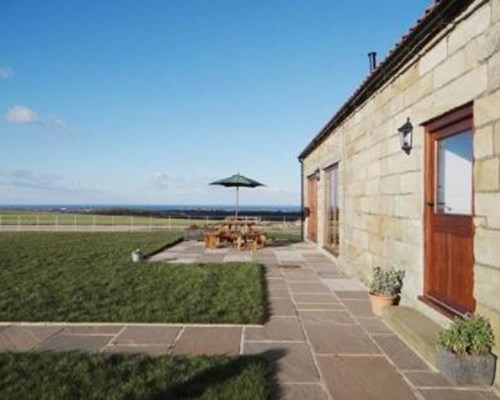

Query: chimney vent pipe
[[368, 52, 377, 72]]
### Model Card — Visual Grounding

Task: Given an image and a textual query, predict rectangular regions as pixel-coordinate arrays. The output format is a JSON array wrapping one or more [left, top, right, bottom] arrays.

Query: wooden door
[[424, 104, 475, 315], [307, 175, 318, 242]]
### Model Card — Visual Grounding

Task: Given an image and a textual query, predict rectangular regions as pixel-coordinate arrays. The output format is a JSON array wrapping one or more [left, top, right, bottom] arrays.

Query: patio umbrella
[[210, 173, 265, 217]]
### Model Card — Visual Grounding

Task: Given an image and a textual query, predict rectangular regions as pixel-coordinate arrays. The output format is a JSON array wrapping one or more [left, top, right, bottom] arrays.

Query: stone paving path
[[1, 241, 498, 400]]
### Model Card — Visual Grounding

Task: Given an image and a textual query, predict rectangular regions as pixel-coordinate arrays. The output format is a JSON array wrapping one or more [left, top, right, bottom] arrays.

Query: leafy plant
[[369, 266, 405, 296], [437, 314, 495, 355]]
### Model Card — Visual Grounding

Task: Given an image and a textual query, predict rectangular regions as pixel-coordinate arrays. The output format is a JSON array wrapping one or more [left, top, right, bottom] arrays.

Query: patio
[[0, 241, 497, 399]]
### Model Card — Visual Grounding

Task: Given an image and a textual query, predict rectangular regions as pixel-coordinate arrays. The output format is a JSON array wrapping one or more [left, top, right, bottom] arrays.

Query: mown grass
[[0, 352, 269, 400], [0, 232, 265, 323]]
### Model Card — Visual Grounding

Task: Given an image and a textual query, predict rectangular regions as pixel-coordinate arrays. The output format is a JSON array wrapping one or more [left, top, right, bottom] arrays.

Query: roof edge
[[298, 0, 475, 161]]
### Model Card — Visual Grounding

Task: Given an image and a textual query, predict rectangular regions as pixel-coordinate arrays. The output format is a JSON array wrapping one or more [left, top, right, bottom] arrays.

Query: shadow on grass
[[153, 350, 286, 400], [144, 237, 184, 258]]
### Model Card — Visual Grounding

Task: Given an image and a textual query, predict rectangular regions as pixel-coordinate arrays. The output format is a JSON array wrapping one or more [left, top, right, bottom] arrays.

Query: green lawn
[[0, 232, 265, 323], [0, 352, 269, 400]]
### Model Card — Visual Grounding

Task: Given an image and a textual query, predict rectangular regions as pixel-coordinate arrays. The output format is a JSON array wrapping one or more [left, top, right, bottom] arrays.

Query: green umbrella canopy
[[210, 173, 264, 188], [210, 173, 265, 217]]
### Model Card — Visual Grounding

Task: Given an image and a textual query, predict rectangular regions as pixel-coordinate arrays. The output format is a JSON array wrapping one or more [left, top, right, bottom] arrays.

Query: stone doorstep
[[382, 306, 441, 369]]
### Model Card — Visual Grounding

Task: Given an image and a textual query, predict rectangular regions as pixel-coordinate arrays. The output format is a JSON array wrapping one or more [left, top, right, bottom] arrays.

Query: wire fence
[[0, 213, 301, 234]]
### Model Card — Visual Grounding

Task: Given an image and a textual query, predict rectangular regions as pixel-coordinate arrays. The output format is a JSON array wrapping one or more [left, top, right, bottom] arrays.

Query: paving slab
[[264, 267, 284, 277], [283, 271, 320, 281], [267, 278, 287, 290], [245, 317, 305, 342], [267, 289, 291, 299], [0, 326, 62, 351], [102, 344, 171, 356], [291, 293, 339, 303], [281, 383, 329, 400], [335, 290, 370, 299], [342, 300, 375, 317], [113, 326, 181, 346], [315, 270, 348, 279], [323, 278, 366, 292], [269, 298, 297, 317], [372, 334, 431, 371], [296, 303, 345, 311], [356, 318, 393, 334], [172, 327, 241, 356], [38, 334, 111, 352], [223, 254, 252, 262], [299, 310, 356, 326], [403, 371, 452, 387], [305, 324, 380, 355], [317, 355, 419, 400], [288, 282, 330, 293], [244, 342, 320, 383], [61, 325, 124, 336], [419, 389, 498, 400]]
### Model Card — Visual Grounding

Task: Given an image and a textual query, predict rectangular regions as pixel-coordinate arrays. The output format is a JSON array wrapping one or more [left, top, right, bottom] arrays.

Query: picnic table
[[204, 219, 266, 251]]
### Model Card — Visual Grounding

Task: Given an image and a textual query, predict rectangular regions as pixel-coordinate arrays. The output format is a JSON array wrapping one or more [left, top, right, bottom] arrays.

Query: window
[[436, 130, 473, 215], [325, 164, 339, 255]]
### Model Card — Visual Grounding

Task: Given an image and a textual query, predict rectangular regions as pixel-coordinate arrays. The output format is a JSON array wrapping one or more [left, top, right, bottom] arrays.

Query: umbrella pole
[[235, 186, 239, 218]]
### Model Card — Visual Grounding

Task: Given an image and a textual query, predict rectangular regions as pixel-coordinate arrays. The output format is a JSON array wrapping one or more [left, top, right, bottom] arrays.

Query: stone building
[[299, 0, 500, 389]]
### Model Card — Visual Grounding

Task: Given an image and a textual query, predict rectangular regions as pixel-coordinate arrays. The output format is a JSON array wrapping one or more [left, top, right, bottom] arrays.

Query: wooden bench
[[204, 221, 267, 251]]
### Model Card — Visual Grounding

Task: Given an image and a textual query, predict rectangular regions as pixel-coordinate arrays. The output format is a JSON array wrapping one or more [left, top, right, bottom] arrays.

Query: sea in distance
[[0, 204, 301, 220]]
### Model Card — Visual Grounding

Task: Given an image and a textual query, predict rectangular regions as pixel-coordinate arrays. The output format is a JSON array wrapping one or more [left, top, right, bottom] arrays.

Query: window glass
[[325, 164, 339, 254], [436, 130, 472, 215]]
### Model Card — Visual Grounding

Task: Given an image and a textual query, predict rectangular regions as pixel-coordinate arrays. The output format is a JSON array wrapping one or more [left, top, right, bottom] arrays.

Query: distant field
[[0, 209, 209, 227], [0, 232, 265, 323], [0, 209, 301, 234]]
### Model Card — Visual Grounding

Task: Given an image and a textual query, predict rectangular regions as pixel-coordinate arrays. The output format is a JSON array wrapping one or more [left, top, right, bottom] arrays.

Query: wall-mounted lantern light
[[398, 117, 413, 154]]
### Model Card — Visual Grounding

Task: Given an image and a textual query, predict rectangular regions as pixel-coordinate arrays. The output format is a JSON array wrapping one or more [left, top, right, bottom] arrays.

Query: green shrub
[[437, 314, 495, 355], [369, 266, 405, 296]]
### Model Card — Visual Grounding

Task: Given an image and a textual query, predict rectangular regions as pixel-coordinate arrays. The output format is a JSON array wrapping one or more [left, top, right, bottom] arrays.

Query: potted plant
[[437, 314, 496, 386], [368, 266, 405, 316], [131, 248, 143, 263]]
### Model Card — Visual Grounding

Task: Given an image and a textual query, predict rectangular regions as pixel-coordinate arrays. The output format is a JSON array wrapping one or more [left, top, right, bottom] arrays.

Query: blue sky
[[0, 0, 431, 206]]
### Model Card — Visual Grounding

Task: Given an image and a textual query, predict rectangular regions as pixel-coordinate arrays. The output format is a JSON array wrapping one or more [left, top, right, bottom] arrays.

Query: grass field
[[0, 352, 269, 400], [0, 209, 205, 227], [0, 210, 301, 236], [0, 232, 265, 323]]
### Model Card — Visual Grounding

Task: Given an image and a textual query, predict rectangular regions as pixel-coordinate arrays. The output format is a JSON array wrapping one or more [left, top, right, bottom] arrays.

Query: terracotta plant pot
[[369, 292, 397, 316]]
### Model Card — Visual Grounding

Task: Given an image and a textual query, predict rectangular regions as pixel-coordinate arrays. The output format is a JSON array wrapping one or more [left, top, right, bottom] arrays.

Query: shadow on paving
[[154, 349, 286, 400]]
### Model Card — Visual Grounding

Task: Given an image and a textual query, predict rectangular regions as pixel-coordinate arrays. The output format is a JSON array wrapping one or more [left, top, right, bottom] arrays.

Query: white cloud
[[5, 106, 39, 124], [0, 169, 101, 196], [47, 114, 68, 130], [0, 65, 12, 79]]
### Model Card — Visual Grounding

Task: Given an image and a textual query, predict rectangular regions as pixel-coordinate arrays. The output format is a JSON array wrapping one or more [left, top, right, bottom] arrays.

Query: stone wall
[[302, 0, 500, 389]]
